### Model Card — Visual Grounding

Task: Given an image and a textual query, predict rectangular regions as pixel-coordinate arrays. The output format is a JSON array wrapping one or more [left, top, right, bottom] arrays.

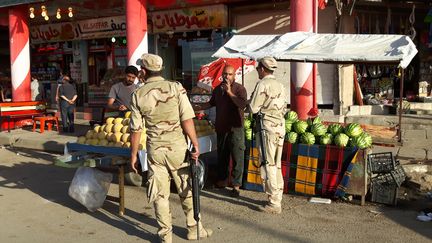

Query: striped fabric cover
[[243, 142, 359, 197], [243, 141, 264, 192]]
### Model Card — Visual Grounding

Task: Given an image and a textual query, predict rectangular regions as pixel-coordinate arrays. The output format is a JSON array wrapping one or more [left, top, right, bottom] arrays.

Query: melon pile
[[76, 111, 147, 150], [244, 111, 373, 149]]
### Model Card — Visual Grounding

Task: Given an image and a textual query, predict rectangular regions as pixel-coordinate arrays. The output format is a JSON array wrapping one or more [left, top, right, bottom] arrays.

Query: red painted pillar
[[9, 6, 31, 102], [290, 0, 315, 119], [126, 0, 148, 67]]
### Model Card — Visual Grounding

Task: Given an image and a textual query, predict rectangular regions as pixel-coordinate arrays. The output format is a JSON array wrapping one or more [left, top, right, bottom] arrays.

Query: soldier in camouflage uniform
[[130, 54, 212, 243], [248, 57, 287, 214]]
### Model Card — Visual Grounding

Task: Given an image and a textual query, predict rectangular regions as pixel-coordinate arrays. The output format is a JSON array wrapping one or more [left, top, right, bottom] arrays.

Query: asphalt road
[[0, 147, 431, 243]]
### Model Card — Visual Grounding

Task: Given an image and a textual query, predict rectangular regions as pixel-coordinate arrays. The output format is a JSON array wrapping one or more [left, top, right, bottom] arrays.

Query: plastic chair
[[32, 116, 59, 133]]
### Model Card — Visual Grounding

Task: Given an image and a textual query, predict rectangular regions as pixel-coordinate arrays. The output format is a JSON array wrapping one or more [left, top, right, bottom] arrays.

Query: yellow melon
[[122, 118, 130, 126], [111, 132, 122, 142], [106, 132, 113, 141], [107, 142, 115, 147], [85, 130, 94, 139], [93, 125, 101, 133], [104, 124, 114, 133], [113, 123, 123, 133], [124, 111, 131, 118], [106, 117, 115, 124], [123, 142, 131, 148], [114, 141, 124, 147], [97, 131, 107, 140], [114, 117, 123, 125], [89, 139, 98, 146], [77, 136, 86, 144], [121, 133, 130, 143], [121, 125, 130, 134], [98, 139, 109, 146]]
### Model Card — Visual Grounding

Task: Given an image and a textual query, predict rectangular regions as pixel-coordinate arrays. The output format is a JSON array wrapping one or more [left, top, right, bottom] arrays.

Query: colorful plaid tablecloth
[[243, 142, 359, 197]]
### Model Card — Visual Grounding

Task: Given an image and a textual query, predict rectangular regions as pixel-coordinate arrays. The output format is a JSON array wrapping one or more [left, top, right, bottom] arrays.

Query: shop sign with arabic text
[[150, 4, 227, 33], [30, 16, 126, 44]]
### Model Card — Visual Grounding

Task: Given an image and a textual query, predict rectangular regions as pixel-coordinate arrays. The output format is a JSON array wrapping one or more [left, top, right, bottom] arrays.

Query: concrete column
[[9, 6, 31, 101], [80, 40, 89, 83], [126, 0, 148, 67], [290, 0, 314, 119]]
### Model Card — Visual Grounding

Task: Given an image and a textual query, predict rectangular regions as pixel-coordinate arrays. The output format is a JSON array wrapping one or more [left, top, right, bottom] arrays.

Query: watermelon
[[334, 133, 350, 147], [285, 121, 292, 133], [300, 132, 315, 145], [245, 129, 253, 141], [286, 111, 298, 123], [351, 132, 373, 149], [328, 124, 344, 135], [345, 123, 363, 138], [293, 120, 308, 134], [307, 117, 322, 126], [285, 132, 298, 144], [311, 123, 327, 137], [244, 118, 252, 130], [320, 133, 333, 145]]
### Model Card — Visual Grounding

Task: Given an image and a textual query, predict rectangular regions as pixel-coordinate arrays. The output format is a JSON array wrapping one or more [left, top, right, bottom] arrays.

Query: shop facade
[[1, 0, 430, 123]]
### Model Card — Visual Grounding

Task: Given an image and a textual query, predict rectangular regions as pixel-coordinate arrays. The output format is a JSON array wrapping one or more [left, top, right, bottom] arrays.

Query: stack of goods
[[368, 152, 406, 205], [244, 110, 373, 149], [193, 119, 215, 137], [76, 111, 146, 150], [88, 68, 124, 106]]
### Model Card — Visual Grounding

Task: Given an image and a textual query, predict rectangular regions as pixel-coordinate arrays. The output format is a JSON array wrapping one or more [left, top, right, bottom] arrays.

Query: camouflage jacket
[[130, 76, 195, 153], [249, 75, 287, 137]]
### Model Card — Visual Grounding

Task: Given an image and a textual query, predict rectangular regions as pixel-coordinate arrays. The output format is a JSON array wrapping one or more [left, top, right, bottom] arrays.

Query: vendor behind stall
[[106, 65, 139, 112]]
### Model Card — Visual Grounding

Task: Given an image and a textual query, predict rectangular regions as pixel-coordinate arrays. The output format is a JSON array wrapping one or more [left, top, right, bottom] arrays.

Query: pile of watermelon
[[244, 111, 372, 149], [284, 111, 372, 149]]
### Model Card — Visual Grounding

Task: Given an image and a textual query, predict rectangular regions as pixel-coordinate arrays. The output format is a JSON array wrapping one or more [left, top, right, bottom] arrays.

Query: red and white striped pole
[[290, 0, 315, 120], [9, 6, 31, 102], [126, 0, 148, 67]]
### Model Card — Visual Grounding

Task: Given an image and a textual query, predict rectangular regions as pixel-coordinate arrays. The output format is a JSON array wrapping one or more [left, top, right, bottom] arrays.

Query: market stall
[[57, 114, 216, 214], [212, 31, 417, 203], [212, 31, 418, 142]]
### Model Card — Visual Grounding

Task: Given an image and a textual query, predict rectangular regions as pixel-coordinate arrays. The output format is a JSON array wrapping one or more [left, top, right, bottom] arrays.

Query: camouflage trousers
[[256, 132, 285, 208], [147, 150, 200, 242]]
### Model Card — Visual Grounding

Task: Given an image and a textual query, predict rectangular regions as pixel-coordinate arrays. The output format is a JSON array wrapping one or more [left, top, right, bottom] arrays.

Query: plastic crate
[[371, 173, 396, 186], [390, 165, 406, 187], [368, 152, 395, 174], [370, 182, 398, 206]]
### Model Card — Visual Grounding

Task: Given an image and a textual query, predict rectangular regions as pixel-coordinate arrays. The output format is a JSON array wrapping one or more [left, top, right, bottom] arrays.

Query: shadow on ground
[[0, 148, 167, 242]]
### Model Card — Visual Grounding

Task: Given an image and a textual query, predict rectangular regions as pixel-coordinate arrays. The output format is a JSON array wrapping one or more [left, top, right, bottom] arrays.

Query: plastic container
[[368, 152, 395, 174], [390, 165, 406, 187], [370, 182, 398, 206]]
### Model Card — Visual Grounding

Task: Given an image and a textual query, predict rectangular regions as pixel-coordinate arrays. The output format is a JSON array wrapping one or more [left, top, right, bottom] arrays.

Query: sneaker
[[187, 226, 213, 240], [230, 188, 240, 198], [258, 204, 282, 214]]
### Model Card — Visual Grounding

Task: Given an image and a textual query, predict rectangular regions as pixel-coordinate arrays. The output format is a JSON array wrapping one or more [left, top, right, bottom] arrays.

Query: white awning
[[213, 32, 418, 69]]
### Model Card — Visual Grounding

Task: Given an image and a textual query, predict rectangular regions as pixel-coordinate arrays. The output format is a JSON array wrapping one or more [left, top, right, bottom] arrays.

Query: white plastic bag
[[68, 167, 113, 212]]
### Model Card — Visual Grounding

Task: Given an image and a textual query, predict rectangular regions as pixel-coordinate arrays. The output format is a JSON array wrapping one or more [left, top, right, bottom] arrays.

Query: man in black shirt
[[59, 73, 77, 133]]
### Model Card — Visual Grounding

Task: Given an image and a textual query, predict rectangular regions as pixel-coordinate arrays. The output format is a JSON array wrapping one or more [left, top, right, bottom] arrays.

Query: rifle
[[189, 147, 201, 240], [255, 112, 268, 166]]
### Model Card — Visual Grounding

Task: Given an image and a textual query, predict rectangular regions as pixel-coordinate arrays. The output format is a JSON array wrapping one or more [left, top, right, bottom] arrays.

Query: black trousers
[[60, 100, 75, 132], [216, 127, 245, 186]]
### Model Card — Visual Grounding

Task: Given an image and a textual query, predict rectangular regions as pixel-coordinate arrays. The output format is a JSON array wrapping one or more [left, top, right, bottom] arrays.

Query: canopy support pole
[[241, 59, 244, 86], [398, 68, 404, 143]]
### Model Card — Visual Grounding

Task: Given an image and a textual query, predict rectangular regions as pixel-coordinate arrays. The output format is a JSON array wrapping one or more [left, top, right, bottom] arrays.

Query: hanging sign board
[[0, 0, 44, 8], [150, 4, 227, 33], [30, 16, 126, 44]]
